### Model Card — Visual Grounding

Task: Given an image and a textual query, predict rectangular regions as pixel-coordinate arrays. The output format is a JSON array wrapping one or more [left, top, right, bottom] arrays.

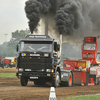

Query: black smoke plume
[[25, 0, 100, 43], [25, 0, 51, 33], [55, 0, 83, 35]]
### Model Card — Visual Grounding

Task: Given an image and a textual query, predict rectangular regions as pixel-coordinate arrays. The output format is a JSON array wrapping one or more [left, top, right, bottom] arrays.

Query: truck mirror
[[57, 44, 60, 51], [54, 42, 60, 52], [54, 42, 57, 52], [16, 45, 19, 52]]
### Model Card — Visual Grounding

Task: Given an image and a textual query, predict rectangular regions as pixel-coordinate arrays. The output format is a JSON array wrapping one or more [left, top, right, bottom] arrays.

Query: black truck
[[16, 35, 62, 87]]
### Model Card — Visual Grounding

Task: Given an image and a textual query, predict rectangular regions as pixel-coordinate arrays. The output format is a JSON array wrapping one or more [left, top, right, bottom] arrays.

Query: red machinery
[[61, 36, 100, 86], [1, 58, 11, 68]]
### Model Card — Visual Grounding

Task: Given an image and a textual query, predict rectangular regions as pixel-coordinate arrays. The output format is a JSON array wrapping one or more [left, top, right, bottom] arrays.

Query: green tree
[[0, 29, 30, 58], [8, 29, 30, 48]]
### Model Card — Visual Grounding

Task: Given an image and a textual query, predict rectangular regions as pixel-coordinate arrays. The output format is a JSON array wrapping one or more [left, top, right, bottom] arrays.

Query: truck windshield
[[20, 41, 53, 52], [84, 43, 96, 50]]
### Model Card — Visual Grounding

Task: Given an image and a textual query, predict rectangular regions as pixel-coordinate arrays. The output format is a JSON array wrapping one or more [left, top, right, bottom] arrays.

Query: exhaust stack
[[45, 14, 48, 35], [60, 34, 62, 56]]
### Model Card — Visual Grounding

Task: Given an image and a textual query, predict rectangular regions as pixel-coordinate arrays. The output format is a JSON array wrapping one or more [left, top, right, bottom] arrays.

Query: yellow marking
[[78, 62, 85, 67]]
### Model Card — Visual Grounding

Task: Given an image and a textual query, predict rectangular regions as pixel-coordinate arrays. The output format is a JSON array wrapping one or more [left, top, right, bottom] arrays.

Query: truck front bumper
[[16, 72, 54, 78]]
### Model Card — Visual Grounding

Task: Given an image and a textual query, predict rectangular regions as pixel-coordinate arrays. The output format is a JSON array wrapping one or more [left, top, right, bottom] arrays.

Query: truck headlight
[[19, 68, 23, 72], [44, 53, 49, 57], [46, 69, 51, 72], [21, 53, 26, 56]]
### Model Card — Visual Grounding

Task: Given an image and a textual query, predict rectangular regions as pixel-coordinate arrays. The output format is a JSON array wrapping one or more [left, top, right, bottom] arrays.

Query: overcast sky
[[0, 0, 28, 44]]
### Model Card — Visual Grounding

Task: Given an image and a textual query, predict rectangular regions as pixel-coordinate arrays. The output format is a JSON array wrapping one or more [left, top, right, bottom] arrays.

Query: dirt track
[[0, 67, 17, 73], [0, 68, 100, 100]]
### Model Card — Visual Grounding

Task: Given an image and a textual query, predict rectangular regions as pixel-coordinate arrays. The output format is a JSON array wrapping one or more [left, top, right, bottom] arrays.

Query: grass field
[[0, 73, 16, 77], [59, 94, 100, 100]]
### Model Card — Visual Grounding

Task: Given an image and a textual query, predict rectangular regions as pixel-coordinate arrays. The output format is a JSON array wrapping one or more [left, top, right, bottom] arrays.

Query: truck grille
[[19, 57, 52, 70]]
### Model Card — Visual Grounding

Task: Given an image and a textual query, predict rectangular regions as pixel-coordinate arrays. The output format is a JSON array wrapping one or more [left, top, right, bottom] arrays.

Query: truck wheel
[[95, 78, 99, 85], [52, 71, 60, 87], [5, 64, 8, 68], [67, 72, 73, 87], [20, 76, 28, 86]]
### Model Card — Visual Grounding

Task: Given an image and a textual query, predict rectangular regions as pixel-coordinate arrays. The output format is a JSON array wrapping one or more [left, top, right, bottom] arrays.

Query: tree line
[[0, 29, 30, 58]]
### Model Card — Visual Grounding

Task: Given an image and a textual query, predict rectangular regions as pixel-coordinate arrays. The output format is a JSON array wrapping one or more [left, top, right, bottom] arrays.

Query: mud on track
[[0, 68, 100, 100]]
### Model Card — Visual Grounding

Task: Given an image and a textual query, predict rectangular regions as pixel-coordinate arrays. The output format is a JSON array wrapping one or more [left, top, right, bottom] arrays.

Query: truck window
[[84, 43, 96, 50], [20, 41, 53, 52], [20, 42, 24, 51]]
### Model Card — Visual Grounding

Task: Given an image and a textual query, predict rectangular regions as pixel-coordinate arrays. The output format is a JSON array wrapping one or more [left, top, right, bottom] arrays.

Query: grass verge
[[59, 94, 100, 100], [0, 73, 16, 77]]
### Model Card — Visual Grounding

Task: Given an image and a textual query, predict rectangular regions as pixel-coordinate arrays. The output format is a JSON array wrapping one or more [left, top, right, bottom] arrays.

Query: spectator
[[90, 44, 95, 50]]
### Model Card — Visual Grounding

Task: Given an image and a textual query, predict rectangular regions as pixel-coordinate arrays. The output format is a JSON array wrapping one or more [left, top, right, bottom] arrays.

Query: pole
[[45, 0, 49, 35], [60, 34, 62, 57], [45, 14, 48, 35]]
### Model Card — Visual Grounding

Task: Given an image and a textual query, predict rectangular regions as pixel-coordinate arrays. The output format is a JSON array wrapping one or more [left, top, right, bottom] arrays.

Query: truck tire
[[20, 76, 28, 86], [5, 64, 8, 68], [67, 72, 73, 87], [95, 78, 99, 85], [52, 71, 60, 88]]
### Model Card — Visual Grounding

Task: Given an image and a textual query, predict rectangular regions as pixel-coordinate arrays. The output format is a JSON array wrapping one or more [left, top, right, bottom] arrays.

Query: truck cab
[[82, 37, 98, 65], [16, 35, 61, 87]]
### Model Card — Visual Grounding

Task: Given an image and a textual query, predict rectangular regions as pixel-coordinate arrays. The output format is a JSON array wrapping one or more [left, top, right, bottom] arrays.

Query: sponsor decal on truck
[[83, 54, 94, 58]]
